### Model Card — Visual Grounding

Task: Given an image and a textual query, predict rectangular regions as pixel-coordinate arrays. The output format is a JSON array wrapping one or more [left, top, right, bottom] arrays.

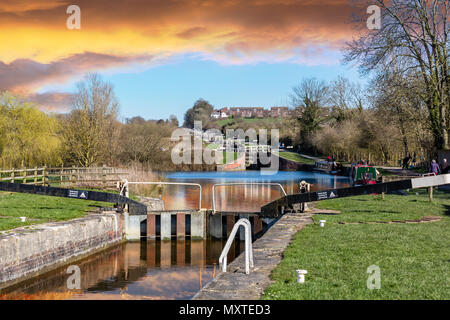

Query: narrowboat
[[313, 160, 342, 175], [350, 164, 380, 186]]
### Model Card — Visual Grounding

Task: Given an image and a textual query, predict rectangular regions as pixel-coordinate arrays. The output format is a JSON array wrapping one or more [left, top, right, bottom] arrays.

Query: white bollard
[[296, 270, 308, 283], [319, 220, 326, 227]]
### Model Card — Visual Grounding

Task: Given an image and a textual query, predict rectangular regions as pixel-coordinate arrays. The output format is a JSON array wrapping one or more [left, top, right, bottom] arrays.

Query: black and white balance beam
[[0, 182, 147, 216]]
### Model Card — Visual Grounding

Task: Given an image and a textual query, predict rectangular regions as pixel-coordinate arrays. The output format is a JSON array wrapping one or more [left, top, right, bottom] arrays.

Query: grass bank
[[215, 117, 281, 127], [262, 189, 450, 299], [276, 151, 316, 165], [0, 191, 111, 231]]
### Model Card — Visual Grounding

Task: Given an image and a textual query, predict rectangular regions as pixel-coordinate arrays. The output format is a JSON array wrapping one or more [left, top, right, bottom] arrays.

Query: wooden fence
[[0, 166, 129, 190]]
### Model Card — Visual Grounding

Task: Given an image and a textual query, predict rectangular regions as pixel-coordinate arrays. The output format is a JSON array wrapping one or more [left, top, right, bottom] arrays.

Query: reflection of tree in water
[[1, 240, 244, 300], [160, 172, 350, 211]]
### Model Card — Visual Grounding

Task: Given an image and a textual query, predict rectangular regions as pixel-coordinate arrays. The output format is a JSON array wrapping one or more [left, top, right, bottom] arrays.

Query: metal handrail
[[120, 179, 202, 210], [211, 182, 287, 213], [219, 218, 254, 274]]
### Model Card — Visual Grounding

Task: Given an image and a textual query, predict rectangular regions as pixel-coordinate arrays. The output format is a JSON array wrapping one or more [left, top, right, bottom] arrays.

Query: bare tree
[[62, 74, 119, 167], [291, 78, 329, 150], [291, 78, 329, 109], [368, 64, 428, 157], [328, 76, 366, 123], [345, 0, 449, 150]]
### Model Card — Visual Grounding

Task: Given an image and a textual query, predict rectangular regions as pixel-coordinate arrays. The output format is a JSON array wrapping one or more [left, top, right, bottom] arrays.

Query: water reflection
[[155, 171, 350, 212], [0, 240, 244, 300]]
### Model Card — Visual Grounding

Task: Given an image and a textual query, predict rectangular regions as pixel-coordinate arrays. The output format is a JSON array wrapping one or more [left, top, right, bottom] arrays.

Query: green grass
[[276, 151, 316, 165], [205, 143, 220, 150], [0, 191, 111, 231], [220, 151, 238, 164], [313, 189, 447, 223], [262, 190, 450, 299], [215, 117, 281, 127]]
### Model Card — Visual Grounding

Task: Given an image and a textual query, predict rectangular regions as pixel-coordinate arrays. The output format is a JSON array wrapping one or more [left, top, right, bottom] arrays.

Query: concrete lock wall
[[0, 213, 123, 288], [126, 211, 206, 240], [191, 211, 205, 239], [123, 213, 147, 241]]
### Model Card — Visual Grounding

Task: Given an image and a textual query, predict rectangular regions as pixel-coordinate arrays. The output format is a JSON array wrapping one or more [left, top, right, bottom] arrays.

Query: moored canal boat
[[313, 160, 342, 175], [350, 164, 380, 186]]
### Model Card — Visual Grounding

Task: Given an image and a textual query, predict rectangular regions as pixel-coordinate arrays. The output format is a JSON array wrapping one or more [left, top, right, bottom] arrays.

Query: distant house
[[211, 106, 291, 119], [270, 107, 290, 117], [229, 107, 265, 118], [219, 108, 229, 118], [211, 107, 229, 119], [211, 111, 221, 119]]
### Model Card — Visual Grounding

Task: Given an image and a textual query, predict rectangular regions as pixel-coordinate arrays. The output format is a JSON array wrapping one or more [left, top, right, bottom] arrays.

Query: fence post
[[102, 165, 106, 189], [11, 168, 14, 184], [23, 167, 26, 184], [428, 186, 433, 202], [381, 176, 385, 200], [60, 165, 63, 186], [34, 167, 37, 185], [42, 166, 47, 186], [72, 166, 76, 186]]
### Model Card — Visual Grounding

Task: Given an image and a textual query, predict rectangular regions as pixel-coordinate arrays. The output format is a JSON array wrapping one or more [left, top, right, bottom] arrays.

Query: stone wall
[[217, 155, 246, 171], [0, 213, 123, 288]]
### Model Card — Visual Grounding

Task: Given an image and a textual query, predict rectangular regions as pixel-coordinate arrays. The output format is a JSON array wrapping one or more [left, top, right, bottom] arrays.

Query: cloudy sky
[[0, 0, 368, 121]]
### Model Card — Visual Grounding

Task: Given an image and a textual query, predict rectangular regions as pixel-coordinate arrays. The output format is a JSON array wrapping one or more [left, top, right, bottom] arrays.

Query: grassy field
[[262, 189, 450, 299], [215, 117, 281, 127], [205, 143, 220, 150], [0, 191, 111, 231], [276, 151, 316, 165], [221, 151, 238, 164], [204, 144, 238, 164]]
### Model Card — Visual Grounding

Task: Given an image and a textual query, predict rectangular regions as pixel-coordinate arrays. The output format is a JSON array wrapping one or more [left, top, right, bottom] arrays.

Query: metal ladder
[[219, 218, 254, 274]]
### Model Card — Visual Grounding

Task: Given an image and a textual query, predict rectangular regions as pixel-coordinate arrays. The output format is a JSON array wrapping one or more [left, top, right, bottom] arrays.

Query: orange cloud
[[0, 52, 153, 111], [24, 92, 74, 112], [0, 0, 359, 64], [0, 0, 364, 110], [0, 52, 154, 92], [0, 0, 67, 13]]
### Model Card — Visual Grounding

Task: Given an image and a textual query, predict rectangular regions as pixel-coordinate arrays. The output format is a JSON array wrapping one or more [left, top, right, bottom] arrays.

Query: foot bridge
[[1, 174, 449, 241]]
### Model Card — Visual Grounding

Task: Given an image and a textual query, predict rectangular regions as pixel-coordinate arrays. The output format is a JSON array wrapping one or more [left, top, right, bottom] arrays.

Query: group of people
[[326, 155, 342, 172], [430, 158, 449, 175]]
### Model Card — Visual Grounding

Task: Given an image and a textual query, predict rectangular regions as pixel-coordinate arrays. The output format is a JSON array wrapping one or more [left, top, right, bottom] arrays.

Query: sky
[[0, 0, 369, 122]]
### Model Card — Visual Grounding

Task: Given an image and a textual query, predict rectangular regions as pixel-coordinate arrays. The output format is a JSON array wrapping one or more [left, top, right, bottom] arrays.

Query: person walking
[[402, 154, 411, 170], [429, 160, 441, 175]]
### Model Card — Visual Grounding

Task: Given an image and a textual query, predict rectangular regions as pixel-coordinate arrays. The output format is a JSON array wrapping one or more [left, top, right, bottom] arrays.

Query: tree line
[[0, 74, 181, 170], [304, 0, 449, 165]]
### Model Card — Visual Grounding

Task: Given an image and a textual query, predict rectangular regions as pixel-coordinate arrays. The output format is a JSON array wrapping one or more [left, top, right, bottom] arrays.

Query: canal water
[[159, 171, 351, 212], [0, 240, 244, 300], [0, 171, 350, 300]]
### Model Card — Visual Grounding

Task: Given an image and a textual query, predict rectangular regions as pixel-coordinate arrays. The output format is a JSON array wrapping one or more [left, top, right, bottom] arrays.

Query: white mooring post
[[296, 270, 307, 283]]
